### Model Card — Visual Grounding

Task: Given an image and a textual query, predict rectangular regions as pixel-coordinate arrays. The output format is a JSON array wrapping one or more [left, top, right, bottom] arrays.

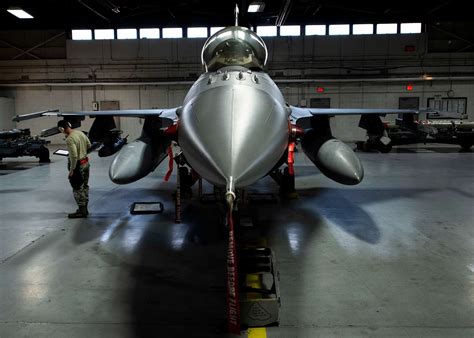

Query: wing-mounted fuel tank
[[109, 117, 171, 184], [201, 26, 268, 71], [301, 116, 364, 185]]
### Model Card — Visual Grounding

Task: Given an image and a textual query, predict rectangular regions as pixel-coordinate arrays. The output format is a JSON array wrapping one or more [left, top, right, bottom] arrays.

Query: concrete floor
[[1, 145, 474, 337]]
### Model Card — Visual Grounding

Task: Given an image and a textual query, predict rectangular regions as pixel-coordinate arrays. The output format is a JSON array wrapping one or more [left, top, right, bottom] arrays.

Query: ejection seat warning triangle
[[247, 302, 272, 322]]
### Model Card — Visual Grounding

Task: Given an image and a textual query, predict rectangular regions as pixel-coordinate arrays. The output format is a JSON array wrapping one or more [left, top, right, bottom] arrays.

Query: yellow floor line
[[248, 327, 267, 338]]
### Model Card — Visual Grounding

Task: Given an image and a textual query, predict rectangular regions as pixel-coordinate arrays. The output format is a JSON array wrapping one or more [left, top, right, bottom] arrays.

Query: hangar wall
[[9, 80, 474, 143], [1, 32, 473, 142], [0, 97, 15, 130]]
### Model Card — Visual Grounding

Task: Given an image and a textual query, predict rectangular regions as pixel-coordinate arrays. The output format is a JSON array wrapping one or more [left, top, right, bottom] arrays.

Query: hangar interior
[[1, 1, 473, 337]]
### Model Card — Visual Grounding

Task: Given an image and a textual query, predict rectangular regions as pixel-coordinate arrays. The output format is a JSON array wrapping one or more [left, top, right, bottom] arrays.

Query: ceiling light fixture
[[248, 2, 265, 13], [7, 7, 33, 19]]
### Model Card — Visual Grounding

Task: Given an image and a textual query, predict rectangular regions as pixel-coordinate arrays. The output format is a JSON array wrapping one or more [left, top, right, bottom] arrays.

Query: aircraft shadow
[[297, 188, 383, 244], [0, 188, 34, 194], [127, 202, 230, 337], [72, 185, 231, 337], [68, 179, 445, 336]]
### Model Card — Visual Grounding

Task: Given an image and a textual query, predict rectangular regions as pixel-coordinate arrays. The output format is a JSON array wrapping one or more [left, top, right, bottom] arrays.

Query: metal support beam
[[430, 24, 474, 53], [3, 75, 474, 88], [12, 32, 65, 60], [276, 0, 293, 26], [0, 40, 40, 60], [77, 0, 111, 23]]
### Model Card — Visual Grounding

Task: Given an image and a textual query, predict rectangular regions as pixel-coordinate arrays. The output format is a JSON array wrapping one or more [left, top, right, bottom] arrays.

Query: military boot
[[68, 206, 88, 218]]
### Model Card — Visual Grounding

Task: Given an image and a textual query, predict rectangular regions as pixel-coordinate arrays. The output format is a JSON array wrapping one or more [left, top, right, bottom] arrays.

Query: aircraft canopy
[[201, 26, 268, 71]]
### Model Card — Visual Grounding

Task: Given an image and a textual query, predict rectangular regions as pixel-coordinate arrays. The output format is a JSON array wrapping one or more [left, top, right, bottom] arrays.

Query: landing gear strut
[[270, 166, 297, 199]]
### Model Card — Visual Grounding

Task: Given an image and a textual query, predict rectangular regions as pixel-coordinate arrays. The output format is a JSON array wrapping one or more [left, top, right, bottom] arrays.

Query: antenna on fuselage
[[234, 4, 239, 26]]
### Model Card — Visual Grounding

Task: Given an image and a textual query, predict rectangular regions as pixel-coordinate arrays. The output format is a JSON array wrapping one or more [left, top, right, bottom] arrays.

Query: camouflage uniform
[[65, 130, 91, 215], [69, 160, 90, 207]]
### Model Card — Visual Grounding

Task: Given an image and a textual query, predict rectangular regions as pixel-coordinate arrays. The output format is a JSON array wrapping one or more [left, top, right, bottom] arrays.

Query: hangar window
[[353, 24, 373, 35], [280, 25, 300, 36], [140, 28, 160, 39], [401, 23, 422, 34], [117, 29, 137, 39], [72, 30, 92, 40], [377, 23, 398, 34], [188, 27, 208, 38], [162, 28, 183, 38], [305, 25, 326, 36], [257, 26, 277, 37], [210, 27, 225, 35], [94, 29, 114, 40], [329, 24, 349, 36]]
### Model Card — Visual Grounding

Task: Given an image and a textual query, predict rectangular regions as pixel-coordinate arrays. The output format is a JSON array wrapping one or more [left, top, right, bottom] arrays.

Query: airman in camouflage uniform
[[58, 120, 91, 218]]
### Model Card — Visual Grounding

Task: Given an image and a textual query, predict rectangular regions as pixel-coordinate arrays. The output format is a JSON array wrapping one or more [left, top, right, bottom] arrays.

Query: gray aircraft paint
[[15, 26, 420, 190]]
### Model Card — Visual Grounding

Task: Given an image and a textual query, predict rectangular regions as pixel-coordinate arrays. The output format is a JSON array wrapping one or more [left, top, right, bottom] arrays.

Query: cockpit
[[201, 26, 268, 72]]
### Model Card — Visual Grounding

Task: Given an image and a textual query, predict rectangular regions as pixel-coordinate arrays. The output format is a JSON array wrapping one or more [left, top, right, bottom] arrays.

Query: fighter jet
[[13, 25, 420, 201], [13, 23, 421, 335]]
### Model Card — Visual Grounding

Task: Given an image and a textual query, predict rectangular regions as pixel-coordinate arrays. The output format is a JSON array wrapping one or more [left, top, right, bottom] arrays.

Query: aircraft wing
[[289, 106, 419, 122], [12, 108, 180, 123]]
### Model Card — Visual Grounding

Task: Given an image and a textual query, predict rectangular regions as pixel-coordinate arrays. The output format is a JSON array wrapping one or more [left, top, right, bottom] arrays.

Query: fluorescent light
[[117, 29, 137, 39], [248, 5, 259, 12], [94, 29, 114, 40], [140, 28, 160, 39], [280, 25, 300, 36], [353, 24, 373, 35], [7, 8, 33, 19], [377, 23, 397, 34], [305, 25, 326, 36], [329, 24, 349, 36], [187, 27, 208, 38], [162, 28, 183, 38], [210, 27, 225, 35], [257, 26, 277, 37], [248, 2, 265, 13], [401, 23, 422, 34], [72, 30, 92, 40]]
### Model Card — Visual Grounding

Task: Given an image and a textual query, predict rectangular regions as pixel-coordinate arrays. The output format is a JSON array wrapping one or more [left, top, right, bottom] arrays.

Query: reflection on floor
[[0, 158, 48, 176], [368, 143, 472, 153], [391, 144, 472, 153], [0, 147, 473, 337]]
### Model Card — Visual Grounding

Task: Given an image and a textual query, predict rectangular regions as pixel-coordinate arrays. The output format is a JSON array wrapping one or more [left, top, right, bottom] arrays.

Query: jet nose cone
[[179, 83, 288, 187]]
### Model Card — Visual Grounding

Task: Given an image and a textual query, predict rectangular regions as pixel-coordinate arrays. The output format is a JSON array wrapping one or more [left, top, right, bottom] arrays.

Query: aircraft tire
[[379, 142, 392, 153]]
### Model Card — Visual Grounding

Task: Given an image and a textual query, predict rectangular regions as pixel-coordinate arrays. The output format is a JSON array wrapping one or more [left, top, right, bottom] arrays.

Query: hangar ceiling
[[0, 1, 473, 55], [0, 0, 470, 30]]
